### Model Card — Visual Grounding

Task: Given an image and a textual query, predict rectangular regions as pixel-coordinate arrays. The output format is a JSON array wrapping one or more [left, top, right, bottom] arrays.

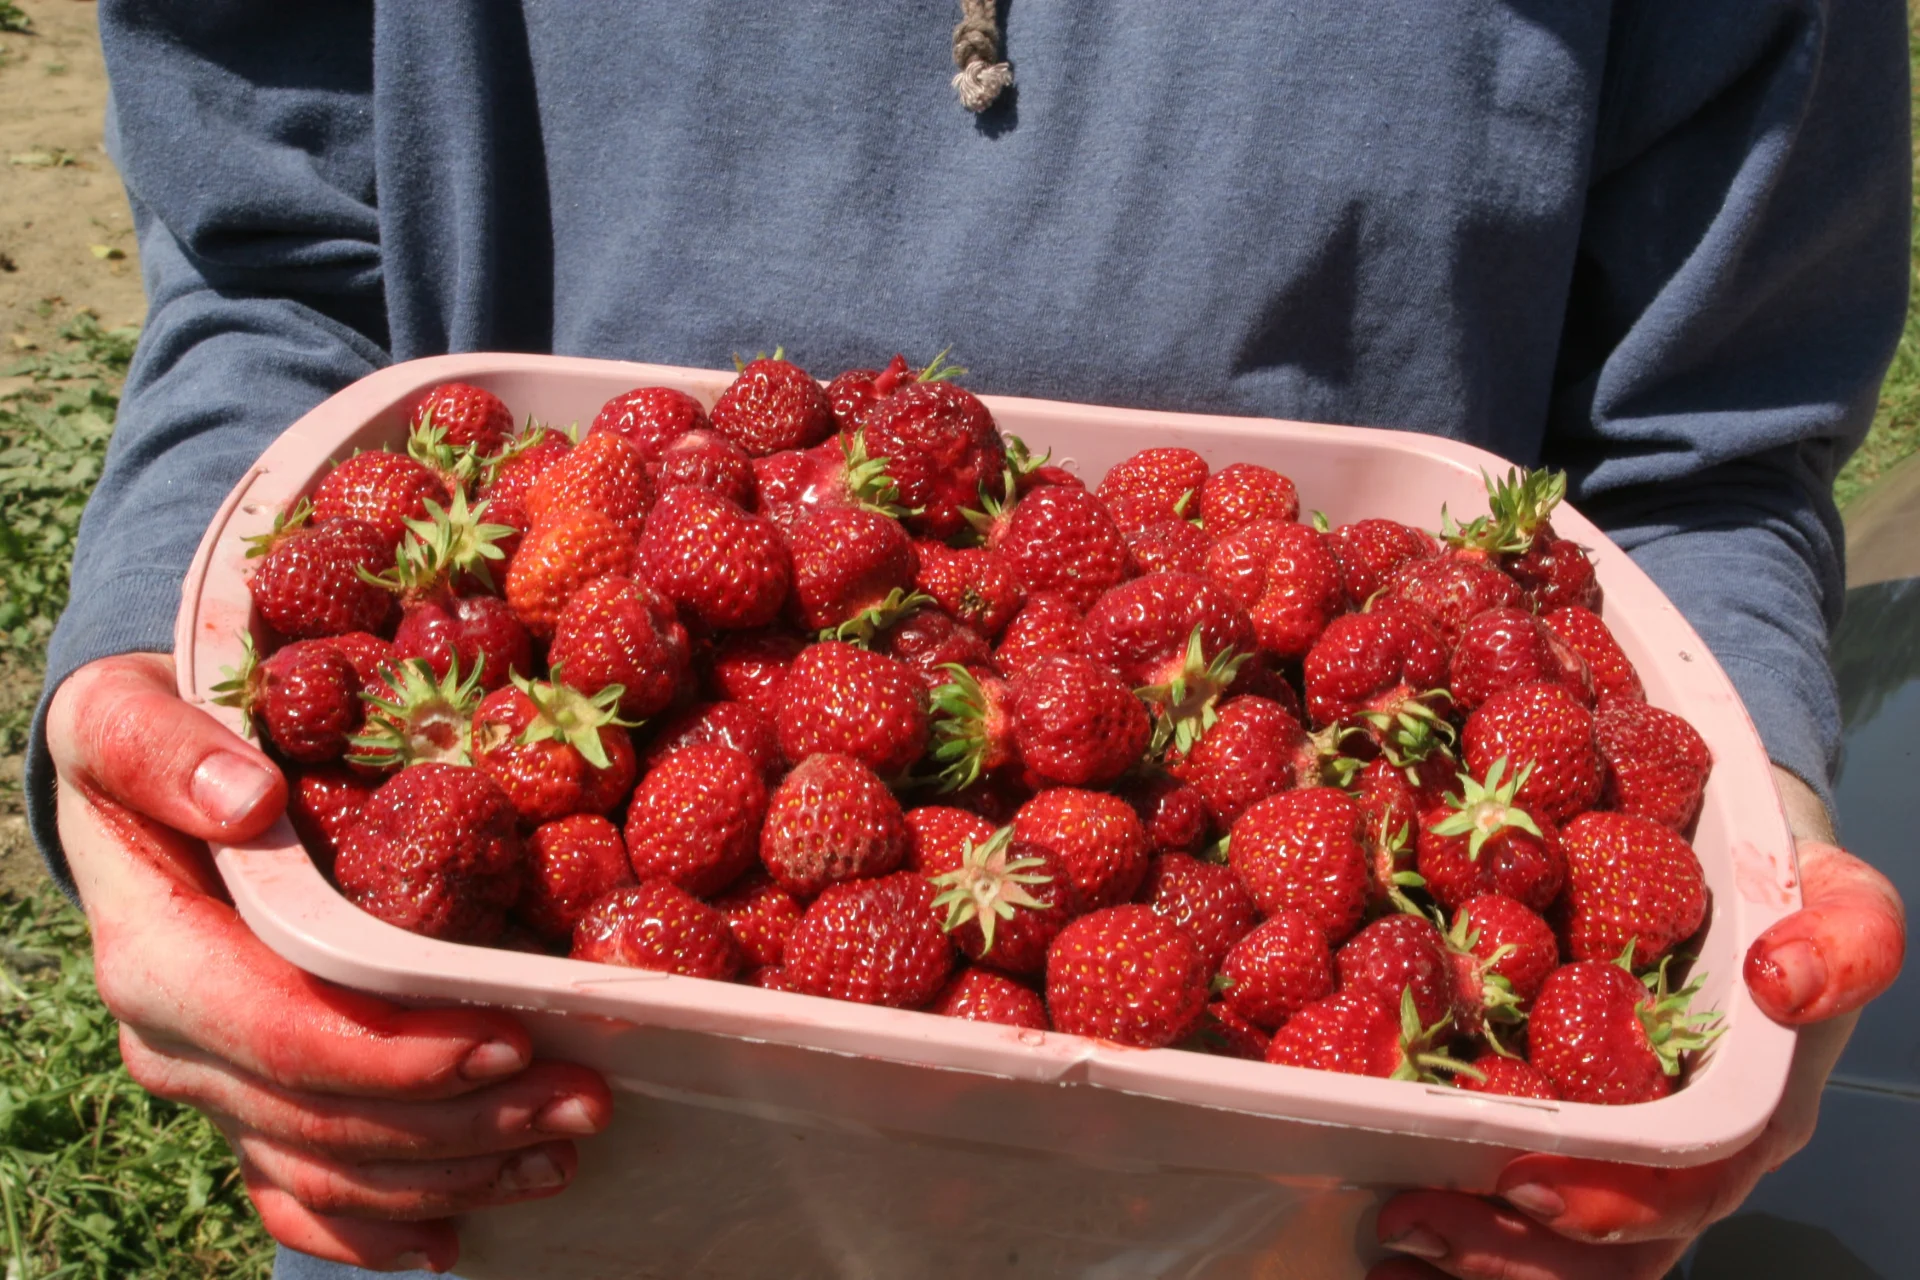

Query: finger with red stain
[[240, 1166, 460, 1273], [1744, 840, 1905, 1023], [230, 1130, 578, 1221], [1370, 1190, 1687, 1279]]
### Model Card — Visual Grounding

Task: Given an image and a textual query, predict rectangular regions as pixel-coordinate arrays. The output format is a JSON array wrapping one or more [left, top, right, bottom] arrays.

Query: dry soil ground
[[0, 0, 143, 893]]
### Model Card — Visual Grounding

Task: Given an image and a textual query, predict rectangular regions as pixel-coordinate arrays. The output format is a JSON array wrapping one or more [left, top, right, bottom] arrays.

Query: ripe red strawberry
[[752, 432, 912, 531], [1228, 787, 1370, 945], [392, 592, 532, 693], [1346, 756, 1422, 907], [1544, 605, 1643, 703], [824, 353, 914, 433], [1013, 787, 1150, 910], [1084, 571, 1253, 695], [636, 486, 793, 632], [652, 428, 758, 508], [1557, 811, 1708, 965], [476, 427, 572, 562], [1170, 695, 1306, 833], [1247, 523, 1346, 659], [1450, 891, 1560, 1010], [347, 656, 481, 772], [930, 828, 1073, 976], [1217, 910, 1335, 1030], [1096, 447, 1210, 532], [570, 881, 744, 981], [333, 763, 523, 943], [914, 541, 1024, 638], [639, 700, 783, 783], [984, 485, 1133, 611], [1121, 773, 1211, 856], [775, 641, 929, 777], [1595, 700, 1712, 831], [927, 666, 1017, 788], [1137, 853, 1260, 974], [624, 744, 768, 896], [785, 506, 919, 634], [710, 352, 836, 456], [248, 507, 393, 639], [854, 378, 1005, 540], [1448, 606, 1591, 711], [215, 636, 363, 763], [1007, 655, 1151, 788], [525, 430, 654, 536], [410, 382, 514, 455], [759, 752, 909, 897], [1204, 519, 1299, 609], [589, 385, 711, 458], [1196, 1002, 1273, 1059], [745, 966, 795, 992], [1045, 905, 1208, 1048], [1507, 527, 1601, 614], [1198, 463, 1299, 539], [704, 629, 804, 717], [1528, 957, 1720, 1104], [904, 805, 999, 877], [1458, 1055, 1559, 1100], [520, 814, 637, 942], [877, 609, 994, 690], [1328, 518, 1438, 606], [1415, 758, 1566, 912], [1336, 912, 1457, 1029], [503, 507, 633, 637], [992, 592, 1085, 677], [1444, 469, 1601, 613], [313, 450, 450, 548], [470, 675, 637, 826], [548, 574, 691, 719], [1380, 554, 1522, 648], [710, 870, 805, 969], [1302, 609, 1449, 730], [1463, 682, 1604, 822], [1265, 989, 1469, 1081], [782, 872, 954, 1008], [285, 764, 376, 877], [930, 968, 1049, 1031], [1126, 518, 1211, 577]]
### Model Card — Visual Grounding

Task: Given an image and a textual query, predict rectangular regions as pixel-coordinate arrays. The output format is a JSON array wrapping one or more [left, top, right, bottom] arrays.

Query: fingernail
[[459, 1039, 526, 1081], [1382, 1226, 1448, 1260], [391, 1250, 439, 1273], [499, 1148, 567, 1192], [190, 753, 275, 826], [1761, 938, 1827, 1016], [1503, 1181, 1567, 1219], [534, 1095, 601, 1136]]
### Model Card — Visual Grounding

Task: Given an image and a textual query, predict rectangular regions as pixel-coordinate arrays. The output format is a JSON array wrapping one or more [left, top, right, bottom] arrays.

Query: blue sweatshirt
[[27, 0, 1910, 889]]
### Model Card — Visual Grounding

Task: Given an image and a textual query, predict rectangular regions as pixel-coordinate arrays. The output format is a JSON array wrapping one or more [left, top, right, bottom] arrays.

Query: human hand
[[49, 653, 612, 1274], [1367, 767, 1905, 1280]]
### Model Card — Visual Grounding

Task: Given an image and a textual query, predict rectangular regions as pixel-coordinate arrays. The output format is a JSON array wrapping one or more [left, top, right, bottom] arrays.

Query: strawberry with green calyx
[[929, 827, 1072, 975], [1528, 948, 1723, 1104], [1335, 912, 1458, 1030], [1001, 433, 1084, 494], [403, 417, 489, 499], [213, 632, 364, 763], [1095, 447, 1211, 534], [408, 381, 515, 457], [312, 447, 451, 549], [1416, 756, 1565, 913], [786, 505, 924, 635], [928, 664, 1016, 791], [1168, 695, 1308, 834], [852, 370, 1005, 542], [475, 424, 572, 560], [389, 585, 531, 695], [1267, 987, 1484, 1084], [348, 655, 485, 770], [1302, 609, 1449, 735], [470, 671, 638, 826], [1443, 891, 1559, 1041], [710, 347, 837, 457], [1334, 756, 1426, 912], [1084, 577, 1254, 743], [1137, 630, 1249, 757], [904, 805, 999, 877], [246, 500, 394, 639], [549, 574, 691, 720], [1013, 787, 1150, 911], [1463, 681, 1604, 823], [1444, 467, 1601, 614]]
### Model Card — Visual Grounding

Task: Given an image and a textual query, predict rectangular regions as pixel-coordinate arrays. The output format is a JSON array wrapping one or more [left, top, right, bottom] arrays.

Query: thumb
[[1743, 839, 1905, 1024], [48, 652, 286, 844]]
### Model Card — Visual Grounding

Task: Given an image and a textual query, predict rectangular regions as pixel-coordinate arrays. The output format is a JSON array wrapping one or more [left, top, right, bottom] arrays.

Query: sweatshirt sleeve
[[26, 0, 389, 891], [1546, 0, 1911, 818]]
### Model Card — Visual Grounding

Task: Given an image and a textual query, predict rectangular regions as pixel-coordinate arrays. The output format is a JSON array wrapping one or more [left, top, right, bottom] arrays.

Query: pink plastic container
[[176, 354, 1803, 1278]]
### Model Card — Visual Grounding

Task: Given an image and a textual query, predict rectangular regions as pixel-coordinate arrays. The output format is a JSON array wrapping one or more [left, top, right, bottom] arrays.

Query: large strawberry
[[525, 431, 654, 537], [1246, 523, 1346, 659], [710, 351, 836, 456], [589, 385, 711, 458], [1137, 852, 1260, 973], [1462, 681, 1604, 823], [1594, 699, 1712, 831], [470, 674, 637, 826], [854, 377, 1005, 540], [333, 762, 523, 943], [570, 881, 744, 981], [1197, 463, 1298, 538], [914, 540, 1024, 638], [1083, 574, 1252, 746], [476, 426, 572, 562], [312, 449, 450, 549], [782, 872, 954, 1008], [1544, 605, 1643, 703], [785, 505, 921, 635], [877, 609, 994, 689], [1045, 906, 1208, 1048], [904, 805, 998, 877], [636, 486, 792, 632], [1335, 912, 1458, 1029], [1447, 606, 1591, 711], [1447, 891, 1560, 1036], [1006, 654, 1151, 788], [410, 382, 514, 455], [1096, 447, 1210, 532], [992, 592, 1085, 677], [1126, 518, 1211, 577], [775, 641, 929, 777], [503, 507, 633, 638], [548, 574, 691, 719], [1379, 554, 1521, 648], [1327, 518, 1438, 607], [347, 656, 481, 772], [704, 629, 804, 717], [1415, 757, 1565, 912], [1217, 910, 1335, 1031], [1013, 787, 1150, 910], [1228, 787, 1370, 945], [824, 353, 914, 433], [214, 635, 364, 763], [759, 752, 909, 897], [1528, 956, 1720, 1104], [930, 827, 1073, 976], [285, 764, 376, 878], [1264, 988, 1472, 1082], [520, 814, 637, 942], [392, 591, 531, 694], [1300, 611, 1451, 752], [652, 429, 758, 508], [247, 504, 393, 639], [1170, 695, 1307, 833], [1557, 811, 1708, 965], [624, 744, 768, 896], [982, 485, 1133, 611]]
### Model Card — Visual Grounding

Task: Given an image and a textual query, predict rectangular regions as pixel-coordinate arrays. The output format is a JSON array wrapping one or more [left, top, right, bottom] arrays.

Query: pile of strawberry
[[221, 351, 1725, 1109]]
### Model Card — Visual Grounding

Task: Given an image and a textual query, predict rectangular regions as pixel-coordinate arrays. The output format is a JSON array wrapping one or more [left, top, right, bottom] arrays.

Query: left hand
[[1368, 767, 1906, 1280]]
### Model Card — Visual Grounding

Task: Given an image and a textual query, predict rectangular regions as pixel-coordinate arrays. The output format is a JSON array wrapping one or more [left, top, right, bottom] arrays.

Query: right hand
[[49, 653, 611, 1274]]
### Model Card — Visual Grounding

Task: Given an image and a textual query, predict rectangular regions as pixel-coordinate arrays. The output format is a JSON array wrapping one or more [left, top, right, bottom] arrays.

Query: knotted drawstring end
[[952, 0, 1011, 113], [953, 60, 1013, 113]]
